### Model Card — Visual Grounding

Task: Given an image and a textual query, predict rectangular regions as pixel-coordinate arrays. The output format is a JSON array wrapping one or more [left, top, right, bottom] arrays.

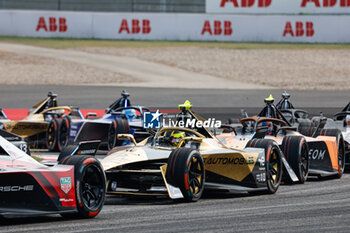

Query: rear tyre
[[59, 156, 106, 218], [246, 139, 283, 194], [315, 129, 345, 178], [281, 136, 309, 184], [46, 118, 62, 152], [58, 116, 71, 151], [166, 148, 205, 202], [107, 118, 130, 150]]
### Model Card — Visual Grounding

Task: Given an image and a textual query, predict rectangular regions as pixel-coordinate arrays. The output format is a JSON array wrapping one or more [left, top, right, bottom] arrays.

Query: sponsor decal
[[5, 123, 47, 131], [118, 19, 151, 34], [283, 21, 315, 37], [301, 0, 350, 7], [59, 198, 74, 202], [309, 149, 326, 160], [256, 173, 266, 182], [0, 185, 34, 192], [70, 130, 77, 137], [204, 156, 255, 165], [201, 20, 233, 36], [36, 17, 68, 32], [258, 154, 265, 166], [60, 177, 72, 194], [220, 0, 272, 7], [79, 149, 97, 155], [143, 110, 162, 129]]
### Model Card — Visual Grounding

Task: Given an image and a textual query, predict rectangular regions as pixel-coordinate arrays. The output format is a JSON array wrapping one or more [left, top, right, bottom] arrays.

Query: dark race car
[[275, 92, 350, 169], [55, 90, 150, 152], [221, 94, 345, 182], [0, 135, 106, 219]]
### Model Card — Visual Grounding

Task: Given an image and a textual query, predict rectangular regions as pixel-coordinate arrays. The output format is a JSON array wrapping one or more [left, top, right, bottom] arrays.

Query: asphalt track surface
[[0, 85, 349, 119], [1, 85, 350, 232]]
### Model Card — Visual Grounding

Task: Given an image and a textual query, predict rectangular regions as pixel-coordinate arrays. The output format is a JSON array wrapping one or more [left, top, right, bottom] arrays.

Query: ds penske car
[[56, 90, 150, 152], [220, 95, 345, 183], [0, 135, 106, 219], [0, 92, 82, 151], [97, 101, 298, 202]]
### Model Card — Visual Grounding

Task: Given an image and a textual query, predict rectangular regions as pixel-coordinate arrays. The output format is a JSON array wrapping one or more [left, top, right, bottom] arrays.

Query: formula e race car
[[299, 102, 350, 169], [0, 135, 106, 219], [55, 90, 150, 152], [97, 101, 298, 202], [0, 92, 80, 151], [274, 92, 350, 169], [220, 95, 345, 183]]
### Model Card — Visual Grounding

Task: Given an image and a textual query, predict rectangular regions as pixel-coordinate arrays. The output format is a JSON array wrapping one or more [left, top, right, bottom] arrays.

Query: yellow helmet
[[162, 130, 185, 146]]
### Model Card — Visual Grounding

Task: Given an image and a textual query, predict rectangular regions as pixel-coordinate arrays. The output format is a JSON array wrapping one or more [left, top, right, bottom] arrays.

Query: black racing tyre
[[46, 118, 62, 152], [57, 145, 77, 163], [281, 136, 309, 184], [58, 115, 71, 152], [59, 156, 106, 218], [107, 118, 130, 150], [298, 127, 314, 137], [246, 139, 283, 194], [166, 148, 205, 202], [315, 128, 345, 178]]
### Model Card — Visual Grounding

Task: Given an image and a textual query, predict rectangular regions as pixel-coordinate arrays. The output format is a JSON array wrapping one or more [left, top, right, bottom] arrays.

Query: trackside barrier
[[0, 10, 350, 42]]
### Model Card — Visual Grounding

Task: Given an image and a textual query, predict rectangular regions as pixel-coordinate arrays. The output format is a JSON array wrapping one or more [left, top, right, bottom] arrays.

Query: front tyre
[[166, 148, 205, 202], [281, 136, 309, 184], [59, 156, 106, 218], [246, 139, 283, 194]]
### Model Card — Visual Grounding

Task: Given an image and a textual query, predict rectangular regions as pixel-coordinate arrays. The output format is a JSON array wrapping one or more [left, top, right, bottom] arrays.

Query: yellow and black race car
[[94, 102, 298, 202], [0, 92, 78, 151]]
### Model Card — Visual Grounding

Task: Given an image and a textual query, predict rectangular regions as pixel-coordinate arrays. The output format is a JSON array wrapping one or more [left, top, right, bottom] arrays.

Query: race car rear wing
[[66, 140, 101, 157]]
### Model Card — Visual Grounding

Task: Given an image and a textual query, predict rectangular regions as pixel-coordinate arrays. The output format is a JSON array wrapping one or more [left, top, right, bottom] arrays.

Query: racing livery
[[56, 90, 150, 151], [100, 102, 298, 202], [222, 95, 345, 182], [275, 92, 350, 169], [0, 92, 80, 151], [0, 135, 106, 218]]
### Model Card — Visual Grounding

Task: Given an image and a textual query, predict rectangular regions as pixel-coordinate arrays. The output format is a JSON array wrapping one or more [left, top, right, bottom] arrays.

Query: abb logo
[[301, 0, 350, 7], [283, 22, 315, 37], [118, 19, 151, 34], [201, 21, 233, 36], [36, 17, 67, 32], [220, 0, 272, 7]]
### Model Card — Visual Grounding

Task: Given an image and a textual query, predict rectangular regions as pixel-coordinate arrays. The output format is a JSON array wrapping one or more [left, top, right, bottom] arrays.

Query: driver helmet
[[262, 121, 273, 135], [162, 130, 185, 146], [123, 109, 137, 120]]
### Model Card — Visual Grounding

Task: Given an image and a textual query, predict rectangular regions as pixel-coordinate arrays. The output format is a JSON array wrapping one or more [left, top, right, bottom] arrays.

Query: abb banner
[[207, 0, 350, 14], [0, 10, 350, 42]]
